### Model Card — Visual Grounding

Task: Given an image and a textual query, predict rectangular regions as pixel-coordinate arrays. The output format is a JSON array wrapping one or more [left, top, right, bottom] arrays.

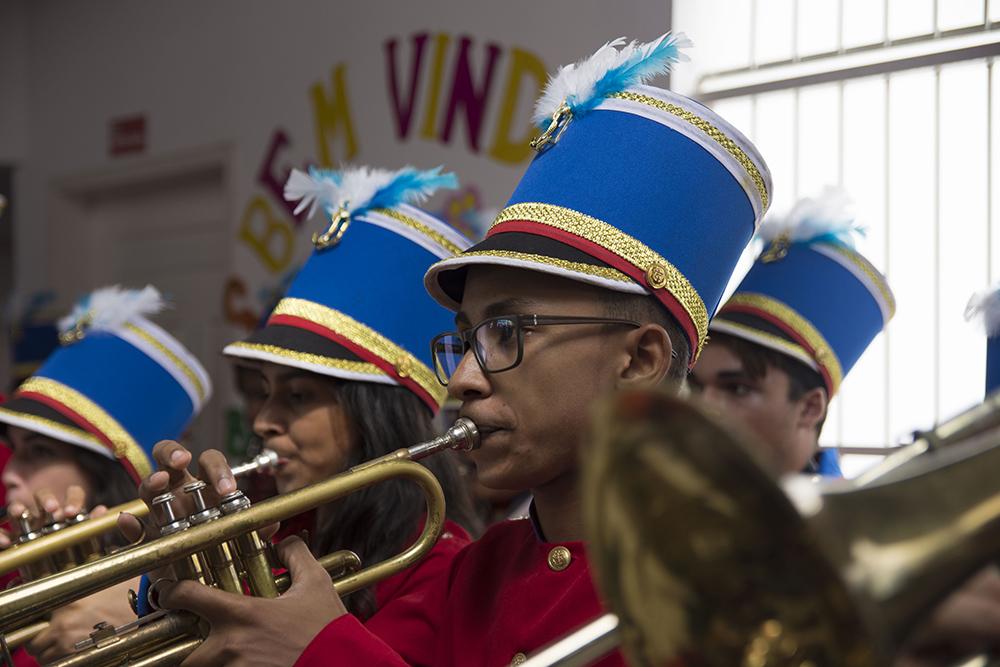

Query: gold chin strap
[[312, 202, 352, 250]]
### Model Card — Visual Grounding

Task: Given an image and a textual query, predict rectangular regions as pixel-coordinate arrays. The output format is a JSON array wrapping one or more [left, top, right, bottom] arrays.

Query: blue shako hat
[[711, 188, 895, 396], [0, 286, 212, 482], [965, 283, 1000, 396], [224, 165, 470, 413], [424, 34, 772, 364]]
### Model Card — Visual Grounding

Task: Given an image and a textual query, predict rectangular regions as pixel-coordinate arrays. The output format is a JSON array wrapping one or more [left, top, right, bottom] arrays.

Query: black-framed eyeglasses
[[430, 314, 641, 386]]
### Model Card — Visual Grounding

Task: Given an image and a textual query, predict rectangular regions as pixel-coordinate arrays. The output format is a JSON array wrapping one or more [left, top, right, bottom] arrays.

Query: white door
[[49, 157, 230, 455]]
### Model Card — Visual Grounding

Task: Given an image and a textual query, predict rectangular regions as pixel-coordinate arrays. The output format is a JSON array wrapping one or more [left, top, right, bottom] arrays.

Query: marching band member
[[142, 32, 773, 666], [0, 285, 211, 663], [121, 165, 481, 664], [690, 188, 894, 477], [691, 204, 1000, 664]]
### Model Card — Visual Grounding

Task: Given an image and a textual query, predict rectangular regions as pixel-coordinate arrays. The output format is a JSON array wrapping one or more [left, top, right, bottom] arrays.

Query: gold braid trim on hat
[[124, 324, 207, 402], [608, 91, 770, 212], [0, 407, 107, 450], [721, 293, 844, 394], [16, 377, 151, 478], [709, 318, 819, 373], [490, 202, 709, 356], [371, 208, 465, 256], [455, 249, 635, 284], [272, 298, 447, 407], [227, 342, 385, 376]]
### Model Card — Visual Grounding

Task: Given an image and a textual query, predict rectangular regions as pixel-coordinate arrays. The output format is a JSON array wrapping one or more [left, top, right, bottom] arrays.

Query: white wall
[[0, 0, 29, 164], [15, 0, 669, 288], [5, 0, 674, 438]]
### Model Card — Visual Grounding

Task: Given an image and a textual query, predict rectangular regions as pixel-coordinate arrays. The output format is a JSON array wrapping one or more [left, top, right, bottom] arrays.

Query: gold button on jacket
[[547, 545, 572, 571]]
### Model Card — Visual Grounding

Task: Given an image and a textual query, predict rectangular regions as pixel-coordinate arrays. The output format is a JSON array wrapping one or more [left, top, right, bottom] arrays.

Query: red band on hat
[[267, 314, 440, 413], [717, 304, 835, 395], [489, 220, 700, 365], [15, 390, 143, 484]]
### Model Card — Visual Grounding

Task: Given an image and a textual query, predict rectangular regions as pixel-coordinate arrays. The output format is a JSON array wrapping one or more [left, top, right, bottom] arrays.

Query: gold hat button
[[646, 263, 668, 290], [510, 653, 527, 666], [547, 545, 572, 571], [395, 355, 414, 379]]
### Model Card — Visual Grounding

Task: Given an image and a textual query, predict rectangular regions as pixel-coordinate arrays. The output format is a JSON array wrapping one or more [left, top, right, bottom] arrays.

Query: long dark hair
[[311, 380, 481, 619], [71, 447, 141, 548]]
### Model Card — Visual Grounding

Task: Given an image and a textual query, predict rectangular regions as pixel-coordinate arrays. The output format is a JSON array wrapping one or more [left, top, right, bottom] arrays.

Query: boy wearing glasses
[[143, 35, 773, 665]]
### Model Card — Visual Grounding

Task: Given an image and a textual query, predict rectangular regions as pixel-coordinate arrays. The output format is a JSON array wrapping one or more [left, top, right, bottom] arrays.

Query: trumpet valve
[[40, 510, 68, 536], [15, 510, 56, 581], [67, 512, 105, 564], [182, 481, 221, 525], [218, 491, 280, 598], [218, 490, 250, 515], [182, 482, 242, 593], [151, 492, 189, 536], [15, 511, 42, 544]]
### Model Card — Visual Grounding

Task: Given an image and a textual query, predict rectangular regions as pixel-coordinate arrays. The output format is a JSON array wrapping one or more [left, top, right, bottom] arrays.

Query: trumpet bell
[[584, 391, 881, 667]]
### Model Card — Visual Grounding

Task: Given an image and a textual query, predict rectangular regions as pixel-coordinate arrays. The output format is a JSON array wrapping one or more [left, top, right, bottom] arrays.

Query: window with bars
[[673, 0, 1000, 475]]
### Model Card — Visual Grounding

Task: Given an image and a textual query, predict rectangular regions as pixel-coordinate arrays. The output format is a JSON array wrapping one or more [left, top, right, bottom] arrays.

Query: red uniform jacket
[[294, 516, 623, 667]]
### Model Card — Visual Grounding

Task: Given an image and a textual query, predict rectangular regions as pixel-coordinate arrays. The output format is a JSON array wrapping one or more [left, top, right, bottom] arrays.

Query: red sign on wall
[[109, 114, 147, 156]]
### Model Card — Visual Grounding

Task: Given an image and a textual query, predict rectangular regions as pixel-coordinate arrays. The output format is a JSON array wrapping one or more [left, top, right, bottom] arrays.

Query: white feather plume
[[966, 284, 1000, 337], [533, 38, 628, 126], [532, 32, 691, 126], [336, 166, 400, 211], [284, 165, 458, 221], [284, 167, 341, 218], [758, 186, 863, 247], [58, 285, 165, 335]]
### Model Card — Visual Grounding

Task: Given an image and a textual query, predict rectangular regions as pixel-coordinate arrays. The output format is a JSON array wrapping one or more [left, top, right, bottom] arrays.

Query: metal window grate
[[685, 0, 999, 474]]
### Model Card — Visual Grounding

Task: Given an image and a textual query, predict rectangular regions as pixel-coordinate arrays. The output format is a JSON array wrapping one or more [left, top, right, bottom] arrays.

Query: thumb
[[158, 579, 248, 625], [117, 512, 145, 543], [276, 536, 329, 592]]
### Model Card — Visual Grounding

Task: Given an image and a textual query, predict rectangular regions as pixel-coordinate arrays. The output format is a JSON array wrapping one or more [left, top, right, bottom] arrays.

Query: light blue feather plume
[[533, 32, 691, 127], [284, 165, 458, 220], [758, 186, 865, 250], [366, 166, 459, 213]]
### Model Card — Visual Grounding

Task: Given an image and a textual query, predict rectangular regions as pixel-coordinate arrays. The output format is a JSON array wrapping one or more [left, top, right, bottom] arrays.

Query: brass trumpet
[[0, 418, 478, 666], [0, 449, 281, 580], [0, 449, 281, 655], [523, 392, 1000, 666]]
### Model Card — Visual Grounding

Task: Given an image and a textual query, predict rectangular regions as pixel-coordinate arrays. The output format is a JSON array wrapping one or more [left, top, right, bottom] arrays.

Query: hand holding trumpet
[[117, 440, 350, 667], [1, 486, 138, 662]]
